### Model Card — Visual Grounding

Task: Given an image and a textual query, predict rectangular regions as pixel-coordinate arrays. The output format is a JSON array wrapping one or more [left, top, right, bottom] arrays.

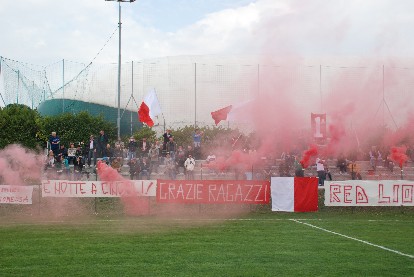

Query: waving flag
[[211, 99, 255, 125], [271, 177, 318, 212], [138, 88, 161, 127], [211, 105, 232, 125]]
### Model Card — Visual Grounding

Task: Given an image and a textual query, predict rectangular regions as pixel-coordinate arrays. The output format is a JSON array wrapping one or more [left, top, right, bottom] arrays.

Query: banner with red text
[[325, 180, 414, 206], [0, 185, 33, 204], [156, 179, 270, 204], [42, 180, 156, 197]]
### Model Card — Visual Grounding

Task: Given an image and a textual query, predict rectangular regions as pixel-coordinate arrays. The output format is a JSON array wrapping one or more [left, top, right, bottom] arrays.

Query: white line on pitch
[[291, 219, 414, 259]]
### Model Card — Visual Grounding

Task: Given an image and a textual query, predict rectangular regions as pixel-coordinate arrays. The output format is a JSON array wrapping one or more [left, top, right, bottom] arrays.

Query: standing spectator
[[148, 144, 160, 173], [176, 145, 186, 170], [96, 130, 109, 160], [167, 137, 177, 161], [139, 137, 150, 158], [102, 143, 113, 162], [369, 146, 378, 171], [294, 156, 304, 177], [86, 135, 96, 167], [193, 128, 203, 159], [163, 129, 173, 157], [48, 131, 60, 157], [316, 157, 326, 186], [164, 153, 177, 180], [184, 154, 196, 180], [127, 136, 137, 161]]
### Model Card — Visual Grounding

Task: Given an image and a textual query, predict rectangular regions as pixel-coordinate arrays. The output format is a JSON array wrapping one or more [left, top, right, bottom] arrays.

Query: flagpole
[[105, 0, 136, 140]]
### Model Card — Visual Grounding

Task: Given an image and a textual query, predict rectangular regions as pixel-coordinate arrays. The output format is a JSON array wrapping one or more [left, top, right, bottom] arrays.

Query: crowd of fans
[[44, 129, 413, 183]]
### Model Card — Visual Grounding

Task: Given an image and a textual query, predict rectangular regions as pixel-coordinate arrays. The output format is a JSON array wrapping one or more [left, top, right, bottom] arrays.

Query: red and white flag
[[271, 177, 318, 212], [210, 99, 255, 125], [138, 88, 161, 127]]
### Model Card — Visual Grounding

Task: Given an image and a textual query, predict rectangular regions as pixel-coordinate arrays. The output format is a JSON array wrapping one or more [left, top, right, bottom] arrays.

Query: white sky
[[0, 0, 414, 65]]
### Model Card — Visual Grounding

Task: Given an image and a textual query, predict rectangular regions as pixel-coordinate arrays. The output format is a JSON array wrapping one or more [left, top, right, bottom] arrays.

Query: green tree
[[0, 104, 43, 149], [41, 111, 117, 147]]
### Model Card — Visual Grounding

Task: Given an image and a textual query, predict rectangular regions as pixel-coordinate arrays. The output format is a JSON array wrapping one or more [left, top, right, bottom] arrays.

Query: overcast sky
[[1, 0, 413, 66]]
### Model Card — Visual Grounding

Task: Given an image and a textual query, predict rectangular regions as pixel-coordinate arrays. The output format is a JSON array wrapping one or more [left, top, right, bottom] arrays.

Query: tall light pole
[[105, 0, 136, 140]]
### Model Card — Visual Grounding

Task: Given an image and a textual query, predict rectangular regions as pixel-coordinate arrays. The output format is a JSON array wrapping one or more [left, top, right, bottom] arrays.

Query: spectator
[[348, 161, 362, 180], [67, 143, 77, 165], [44, 150, 56, 170], [336, 154, 347, 175], [86, 135, 96, 167], [167, 137, 177, 160], [176, 145, 186, 169], [48, 131, 60, 156], [57, 144, 68, 164], [369, 146, 381, 171], [193, 128, 203, 159], [294, 156, 304, 177], [316, 157, 325, 186], [74, 155, 84, 180], [139, 157, 151, 180], [127, 158, 140, 180], [96, 130, 109, 160], [113, 144, 124, 162], [111, 157, 122, 173], [148, 144, 160, 174], [164, 153, 177, 180], [163, 129, 173, 157], [184, 154, 196, 180], [139, 137, 150, 158], [102, 143, 113, 162], [127, 136, 137, 161]]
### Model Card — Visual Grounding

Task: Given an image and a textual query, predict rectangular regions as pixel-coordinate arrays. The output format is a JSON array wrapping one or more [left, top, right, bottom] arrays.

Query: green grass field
[[0, 210, 413, 276]]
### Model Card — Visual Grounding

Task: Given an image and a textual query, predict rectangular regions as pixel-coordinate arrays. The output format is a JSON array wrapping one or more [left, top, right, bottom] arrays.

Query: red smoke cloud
[[390, 146, 408, 168], [0, 144, 43, 186], [300, 145, 318, 168], [96, 161, 149, 216]]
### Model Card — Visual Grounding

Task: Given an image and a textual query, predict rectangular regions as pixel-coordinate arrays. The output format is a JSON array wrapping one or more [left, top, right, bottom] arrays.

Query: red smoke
[[0, 144, 43, 185], [390, 146, 408, 168], [300, 145, 318, 168], [96, 161, 148, 216]]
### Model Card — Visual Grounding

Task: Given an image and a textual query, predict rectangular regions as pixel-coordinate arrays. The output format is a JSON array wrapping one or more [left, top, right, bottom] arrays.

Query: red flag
[[138, 102, 153, 127], [211, 105, 232, 125]]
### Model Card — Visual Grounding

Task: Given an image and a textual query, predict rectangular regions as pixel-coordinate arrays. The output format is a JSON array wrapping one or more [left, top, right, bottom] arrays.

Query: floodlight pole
[[105, 0, 136, 140]]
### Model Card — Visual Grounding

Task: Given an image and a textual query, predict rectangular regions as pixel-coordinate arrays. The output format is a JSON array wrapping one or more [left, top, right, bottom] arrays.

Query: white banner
[[0, 185, 33, 204], [324, 180, 414, 206], [42, 180, 156, 198]]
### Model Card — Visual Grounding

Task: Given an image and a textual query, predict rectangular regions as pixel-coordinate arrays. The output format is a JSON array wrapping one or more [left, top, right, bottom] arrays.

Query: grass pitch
[[0, 211, 413, 276]]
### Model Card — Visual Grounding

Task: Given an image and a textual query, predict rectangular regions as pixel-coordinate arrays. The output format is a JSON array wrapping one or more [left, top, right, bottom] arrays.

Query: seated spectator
[[44, 150, 56, 170], [139, 157, 151, 180], [67, 143, 77, 165], [127, 158, 140, 180], [348, 161, 362, 180], [111, 157, 122, 172], [336, 154, 347, 175], [206, 153, 216, 163], [164, 153, 177, 180], [73, 155, 84, 180]]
